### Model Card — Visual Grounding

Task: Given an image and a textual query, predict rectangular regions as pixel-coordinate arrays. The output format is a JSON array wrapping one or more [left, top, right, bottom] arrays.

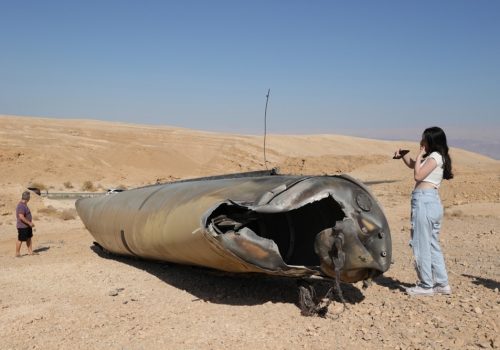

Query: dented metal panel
[[76, 170, 392, 283]]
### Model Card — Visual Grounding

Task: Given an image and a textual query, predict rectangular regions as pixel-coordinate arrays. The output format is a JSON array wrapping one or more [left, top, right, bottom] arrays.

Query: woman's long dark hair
[[422, 126, 453, 180]]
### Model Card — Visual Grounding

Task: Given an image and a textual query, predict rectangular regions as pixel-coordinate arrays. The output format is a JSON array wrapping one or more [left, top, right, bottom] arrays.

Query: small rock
[[362, 333, 373, 341], [329, 302, 344, 315], [108, 287, 124, 296], [474, 307, 483, 314]]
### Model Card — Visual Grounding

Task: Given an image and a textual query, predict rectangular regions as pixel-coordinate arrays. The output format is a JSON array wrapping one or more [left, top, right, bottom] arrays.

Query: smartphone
[[393, 149, 409, 159]]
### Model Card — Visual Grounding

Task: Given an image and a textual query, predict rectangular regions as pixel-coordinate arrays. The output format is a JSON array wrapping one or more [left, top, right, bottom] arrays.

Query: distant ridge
[[334, 126, 500, 161], [449, 138, 499, 160]]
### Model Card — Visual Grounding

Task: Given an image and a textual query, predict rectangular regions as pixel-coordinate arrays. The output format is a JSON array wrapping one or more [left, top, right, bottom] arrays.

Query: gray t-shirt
[[16, 201, 32, 229]]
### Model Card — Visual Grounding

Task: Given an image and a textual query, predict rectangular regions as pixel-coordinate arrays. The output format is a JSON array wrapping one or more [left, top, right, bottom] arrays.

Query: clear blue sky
[[1, 0, 499, 137]]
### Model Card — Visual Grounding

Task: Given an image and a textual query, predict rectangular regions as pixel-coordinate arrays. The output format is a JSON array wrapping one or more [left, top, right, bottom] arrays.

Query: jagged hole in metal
[[208, 196, 345, 265]]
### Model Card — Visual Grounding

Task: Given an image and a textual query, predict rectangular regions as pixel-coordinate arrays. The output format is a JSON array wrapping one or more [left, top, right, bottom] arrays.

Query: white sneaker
[[433, 285, 452, 295], [406, 285, 434, 296]]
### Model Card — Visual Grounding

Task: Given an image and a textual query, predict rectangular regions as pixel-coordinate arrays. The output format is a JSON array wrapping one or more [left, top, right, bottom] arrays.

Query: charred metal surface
[[76, 170, 392, 283]]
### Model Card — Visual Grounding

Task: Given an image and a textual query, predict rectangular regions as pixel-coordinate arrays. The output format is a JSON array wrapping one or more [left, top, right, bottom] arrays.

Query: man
[[15, 191, 35, 257]]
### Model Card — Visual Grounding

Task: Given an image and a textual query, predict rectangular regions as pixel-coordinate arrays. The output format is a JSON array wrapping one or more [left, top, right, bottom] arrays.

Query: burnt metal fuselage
[[76, 170, 391, 282]]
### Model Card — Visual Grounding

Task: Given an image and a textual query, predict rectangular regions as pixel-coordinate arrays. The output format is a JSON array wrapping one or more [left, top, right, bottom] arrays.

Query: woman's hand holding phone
[[393, 149, 410, 159]]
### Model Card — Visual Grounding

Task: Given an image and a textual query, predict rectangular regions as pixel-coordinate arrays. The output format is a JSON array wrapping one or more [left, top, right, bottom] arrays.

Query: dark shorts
[[17, 227, 33, 241]]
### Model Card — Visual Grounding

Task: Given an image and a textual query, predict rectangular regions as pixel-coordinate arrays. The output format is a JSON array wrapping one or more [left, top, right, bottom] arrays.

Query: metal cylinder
[[76, 171, 392, 282]]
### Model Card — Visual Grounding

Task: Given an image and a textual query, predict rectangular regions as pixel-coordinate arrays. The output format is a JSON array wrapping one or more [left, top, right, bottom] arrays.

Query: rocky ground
[[1, 198, 498, 350]]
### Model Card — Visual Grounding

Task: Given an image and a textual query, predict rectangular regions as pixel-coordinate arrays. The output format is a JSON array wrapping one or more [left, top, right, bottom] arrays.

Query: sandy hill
[[1, 114, 498, 216]]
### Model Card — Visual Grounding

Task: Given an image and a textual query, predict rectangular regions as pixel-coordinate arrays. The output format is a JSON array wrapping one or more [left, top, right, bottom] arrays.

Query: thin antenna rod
[[263, 88, 270, 170]]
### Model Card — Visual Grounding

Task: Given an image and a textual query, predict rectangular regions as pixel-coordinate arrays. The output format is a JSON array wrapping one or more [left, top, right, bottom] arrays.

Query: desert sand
[[0, 114, 498, 349]]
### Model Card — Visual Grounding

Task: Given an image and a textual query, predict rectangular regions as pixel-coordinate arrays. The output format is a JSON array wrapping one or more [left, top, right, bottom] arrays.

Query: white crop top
[[421, 152, 444, 188]]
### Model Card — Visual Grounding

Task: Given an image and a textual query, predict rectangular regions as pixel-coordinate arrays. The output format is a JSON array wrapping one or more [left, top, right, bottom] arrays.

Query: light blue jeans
[[410, 189, 449, 289]]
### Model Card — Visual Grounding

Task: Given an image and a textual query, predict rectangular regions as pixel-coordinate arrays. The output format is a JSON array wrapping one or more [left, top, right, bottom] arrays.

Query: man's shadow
[[91, 245, 364, 308], [33, 246, 50, 253]]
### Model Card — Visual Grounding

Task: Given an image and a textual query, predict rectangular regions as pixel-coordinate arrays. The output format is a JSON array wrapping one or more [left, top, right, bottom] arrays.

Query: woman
[[394, 127, 453, 296]]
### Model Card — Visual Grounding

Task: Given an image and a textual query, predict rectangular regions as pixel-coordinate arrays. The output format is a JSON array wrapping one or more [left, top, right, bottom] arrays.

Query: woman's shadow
[[374, 274, 500, 292], [91, 244, 365, 308], [462, 274, 500, 291], [373, 275, 413, 291]]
